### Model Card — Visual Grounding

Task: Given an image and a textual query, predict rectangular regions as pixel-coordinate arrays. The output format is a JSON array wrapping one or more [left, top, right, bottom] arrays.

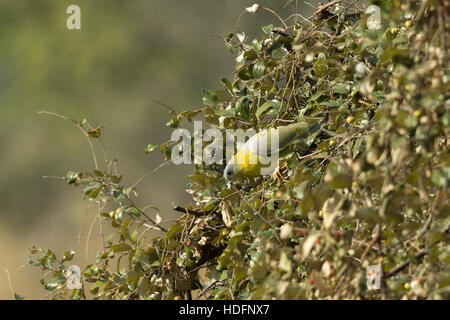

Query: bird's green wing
[[246, 121, 319, 157], [275, 122, 309, 151]]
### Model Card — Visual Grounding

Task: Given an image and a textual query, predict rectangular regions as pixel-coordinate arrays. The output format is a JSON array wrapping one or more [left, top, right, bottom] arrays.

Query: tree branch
[[315, 0, 345, 15], [385, 250, 428, 278], [172, 204, 214, 217]]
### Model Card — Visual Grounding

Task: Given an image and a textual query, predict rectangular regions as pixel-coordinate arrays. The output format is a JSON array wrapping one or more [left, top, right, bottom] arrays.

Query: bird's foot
[[272, 163, 288, 183]]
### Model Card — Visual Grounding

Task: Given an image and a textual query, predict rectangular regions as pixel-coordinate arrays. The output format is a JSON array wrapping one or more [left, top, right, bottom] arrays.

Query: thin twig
[[261, 6, 288, 29], [38, 110, 99, 169], [315, 0, 345, 15], [385, 250, 428, 278], [172, 204, 210, 217], [4, 269, 16, 299], [97, 202, 106, 253], [152, 99, 177, 115], [436, 4, 446, 52], [360, 223, 380, 263], [194, 280, 225, 300], [86, 214, 99, 260]]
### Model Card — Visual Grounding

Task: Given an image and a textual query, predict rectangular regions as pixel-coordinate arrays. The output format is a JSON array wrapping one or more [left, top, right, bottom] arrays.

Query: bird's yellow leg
[[273, 162, 288, 183], [270, 165, 283, 183], [276, 168, 284, 182]]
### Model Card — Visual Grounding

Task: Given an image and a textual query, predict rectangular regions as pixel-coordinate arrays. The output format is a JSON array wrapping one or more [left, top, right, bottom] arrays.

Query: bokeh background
[[0, 0, 316, 299]]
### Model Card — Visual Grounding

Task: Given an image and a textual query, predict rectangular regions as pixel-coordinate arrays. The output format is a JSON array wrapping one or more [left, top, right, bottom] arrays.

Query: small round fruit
[[186, 241, 192, 247], [413, 110, 422, 117], [329, 139, 336, 147], [390, 27, 399, 35], [347, 116, 355, 124], [174, 296, 181, 300], [109, 211, 115, 218], [405, 20, 412, 28], [404, 282, 411, 290]]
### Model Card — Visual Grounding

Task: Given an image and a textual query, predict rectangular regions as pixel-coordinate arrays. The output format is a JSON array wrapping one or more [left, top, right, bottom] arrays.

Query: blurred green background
[[0, 0, 314, 299]]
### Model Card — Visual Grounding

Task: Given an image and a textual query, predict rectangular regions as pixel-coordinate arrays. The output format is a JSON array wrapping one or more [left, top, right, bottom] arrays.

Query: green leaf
[[252, 61, 265, 79], [126, 207, 141, 218], [14, 293, 25, 300], [138, 278, 151, 297], [314, 52, 328, 78], [166, 117, 180, 128], [87, 186, 102, 199], [308, 90, 327, 102], [177, 256, 185, 267], [244, 50, 258, 61], [202, 89, 218, 107], [92, 170, 103, 177], [432, 168, 450, 187], [214, 108, 236, 118], [220, 77, 233, 92], [66, 171, 80, 185], [62, 250, 75, 262], [305, 131, 320, 147], [238, 68, 252, 80], [44, 277, 65, 291], [145, 144, 158, 154], [256, 100, 280, 118], [236, 96, 251, 121], [270, 44, 288, 59], [111, 174, 123, 184], [261, 24, 274, 35], [126, 270, 139, 285], [220, 270, 229, 281], [166, 223, 183, 239], [111, 243, 131, 253], [332, 83, 351, 94], [214, 89, 231, 103]]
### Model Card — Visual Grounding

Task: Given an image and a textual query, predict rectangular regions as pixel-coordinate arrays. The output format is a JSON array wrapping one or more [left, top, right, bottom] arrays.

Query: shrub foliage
[[29, 0, 449, 299]]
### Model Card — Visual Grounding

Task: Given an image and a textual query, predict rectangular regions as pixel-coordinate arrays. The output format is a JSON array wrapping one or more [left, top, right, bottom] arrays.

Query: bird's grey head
[[224, 161, 238, 181]]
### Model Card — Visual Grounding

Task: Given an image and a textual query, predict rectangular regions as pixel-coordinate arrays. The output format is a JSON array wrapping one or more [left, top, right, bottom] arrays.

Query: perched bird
[[224, 121, 316, 181]]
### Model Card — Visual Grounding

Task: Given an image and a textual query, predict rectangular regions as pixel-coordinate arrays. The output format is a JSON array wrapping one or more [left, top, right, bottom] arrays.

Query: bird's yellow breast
[[233, 149, 263, 178]]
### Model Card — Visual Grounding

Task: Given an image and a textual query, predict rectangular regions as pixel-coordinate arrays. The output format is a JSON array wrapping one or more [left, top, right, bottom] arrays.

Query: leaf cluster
[[29, 0, 449, 300]]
